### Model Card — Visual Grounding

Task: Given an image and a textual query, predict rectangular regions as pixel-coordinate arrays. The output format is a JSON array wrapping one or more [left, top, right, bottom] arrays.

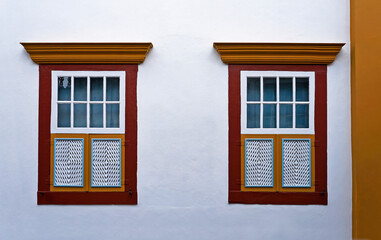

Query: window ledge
[[213, 42, 344, 65], [21, 42, 153, 64]]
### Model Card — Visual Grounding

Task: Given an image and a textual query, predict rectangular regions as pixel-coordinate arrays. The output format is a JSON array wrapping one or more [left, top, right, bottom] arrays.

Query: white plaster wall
[[0, 0, 351, 239]]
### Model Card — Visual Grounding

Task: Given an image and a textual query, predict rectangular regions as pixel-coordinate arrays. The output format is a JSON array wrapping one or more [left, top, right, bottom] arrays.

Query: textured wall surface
[[0, 0, 351, 239]]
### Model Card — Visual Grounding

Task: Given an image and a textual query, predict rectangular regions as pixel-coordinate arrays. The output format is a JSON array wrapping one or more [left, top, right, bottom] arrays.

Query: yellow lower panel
[[240, 134, 315, 193], [50, 134, 125, 192]]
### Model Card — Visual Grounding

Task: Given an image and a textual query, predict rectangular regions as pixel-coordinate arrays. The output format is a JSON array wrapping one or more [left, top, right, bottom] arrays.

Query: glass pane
[[247, 77, 260, 101], [296, 77, 309, 101], [90, 77, 103, 101], [263, 77, 276, 101], [263, 104, 276, 128], [58, 77, 71, 101], [106, 104, 120, 128], [74, 77, 87, 101], [296, 104, 309, 128], [247, 104, 260, 128], [74, 104, 87, 128], [279, 77, 293, 101], [57, 103, 70, 127], [106, 77, 120, 101], [279, 104, 293, 128], [90, 104, 103, 128]]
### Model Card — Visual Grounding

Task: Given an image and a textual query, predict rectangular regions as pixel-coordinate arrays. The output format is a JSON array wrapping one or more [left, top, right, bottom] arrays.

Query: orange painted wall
[[351, 0, 381, 239]]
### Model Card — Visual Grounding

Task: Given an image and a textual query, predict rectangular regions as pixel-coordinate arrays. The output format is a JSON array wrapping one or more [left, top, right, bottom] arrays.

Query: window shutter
[[282, 139, 311, 187], [54, 139, 84, 187], [245, 139, 274, 187], [91, 139, 122, 187]]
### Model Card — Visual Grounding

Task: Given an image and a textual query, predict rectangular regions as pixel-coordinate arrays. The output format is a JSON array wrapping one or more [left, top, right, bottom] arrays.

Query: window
[[51, 71, 125, 133], [214, 42, 344, 204], [241, 71, 314, 134], [50, 71, 126, 193], [21, 42, 153, 204]]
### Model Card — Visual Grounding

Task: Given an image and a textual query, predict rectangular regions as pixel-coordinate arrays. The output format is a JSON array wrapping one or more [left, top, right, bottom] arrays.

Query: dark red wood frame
[[228, 65, 327, 205], [38, 65, 138, 204]]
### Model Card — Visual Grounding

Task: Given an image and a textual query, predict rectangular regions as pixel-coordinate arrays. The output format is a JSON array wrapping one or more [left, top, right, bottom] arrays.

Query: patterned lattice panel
[[282, 139, 311, 187], [91, 139, 121, 187], [245, 139, 273, 187], [54, 139, 84, 187]]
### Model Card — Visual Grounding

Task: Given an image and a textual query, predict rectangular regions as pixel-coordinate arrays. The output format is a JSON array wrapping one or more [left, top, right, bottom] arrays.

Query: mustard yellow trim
[[21, 42, 153, 64], [213, 43, 344, 65]]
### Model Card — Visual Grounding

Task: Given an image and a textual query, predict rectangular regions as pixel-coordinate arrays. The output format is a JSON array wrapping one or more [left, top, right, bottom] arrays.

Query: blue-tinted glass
[[296, 77, 309, 101], [106, 104, 120, 128], [90, 104, 103, 128], [57, 104, 70, 127], [90, 77, 103, 101], [247, 77, 260, 101], [280, 104, 293, 128], [247, 104, 260, 128], [263, 77, 276, 101], [263, 104, 276, 128], [280, 77, 292, 101], [74, 104, 87, 128], [74, 77, 87, 101], [296, 104, 309, 128], [106, 77, 120, 101], [58, 77, 71, 101]]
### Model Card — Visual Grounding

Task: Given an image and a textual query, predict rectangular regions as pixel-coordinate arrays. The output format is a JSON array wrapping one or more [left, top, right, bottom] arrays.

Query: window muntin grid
[[51, 71, 125, 133], [241, 71, 315, 134]]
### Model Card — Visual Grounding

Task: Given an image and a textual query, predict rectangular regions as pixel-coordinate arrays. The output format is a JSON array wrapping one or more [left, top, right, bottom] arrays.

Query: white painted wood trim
[[51, 71, 126, 134], [240, 71, 315, 134]]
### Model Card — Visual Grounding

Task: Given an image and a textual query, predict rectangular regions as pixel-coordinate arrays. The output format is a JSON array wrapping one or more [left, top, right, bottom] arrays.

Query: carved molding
[[213, 43, 345, 64], [21, 42, 153, 64]]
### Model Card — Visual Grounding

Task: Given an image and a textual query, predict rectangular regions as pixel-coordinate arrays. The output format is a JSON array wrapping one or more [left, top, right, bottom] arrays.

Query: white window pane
[[57, 103, 71, 127], [106, 104, 119, 128], [106, 77, 120, 101], [263, 104, 276, 128], [74, 77, 87, 101], [247, 77, 260, 101], [296, 104, 309, 128], [90, 104, 103, 128], [247, 104, 260, 128], [74, 104, 87, 128], [58, 77, 71, 101], [279, 77, 293, 101], [263, 77, 276, 101], [90, 77, 103, 101], [280, 104, 293, 128], [296, 77, 309, 101]]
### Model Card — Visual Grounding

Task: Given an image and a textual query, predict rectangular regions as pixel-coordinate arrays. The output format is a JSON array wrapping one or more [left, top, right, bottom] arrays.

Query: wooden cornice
[[20, 42, 153, 64], [213, 42, 345, 65]]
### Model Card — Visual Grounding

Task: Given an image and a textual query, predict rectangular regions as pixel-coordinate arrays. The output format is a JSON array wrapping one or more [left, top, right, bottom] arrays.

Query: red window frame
[[38, 65, 137, 204], [228, 64, 327, 205]]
